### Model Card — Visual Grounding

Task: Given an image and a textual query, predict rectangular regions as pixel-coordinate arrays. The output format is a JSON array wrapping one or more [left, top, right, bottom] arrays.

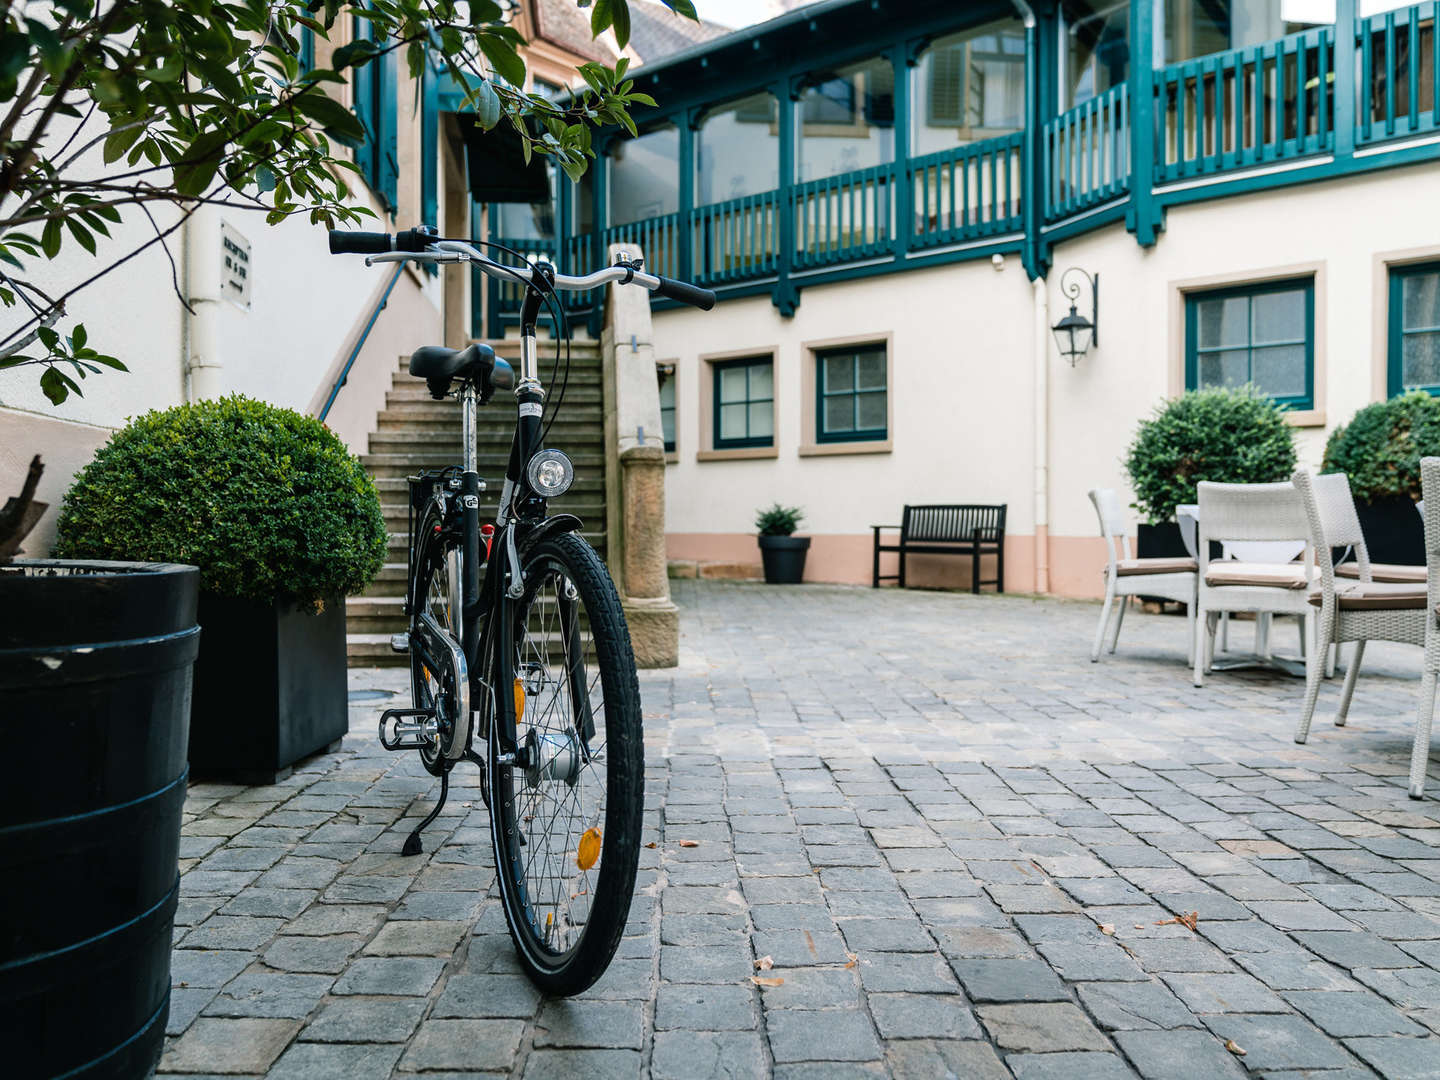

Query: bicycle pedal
[[379, 708, 437, 751], [389, 633, 410, 654]]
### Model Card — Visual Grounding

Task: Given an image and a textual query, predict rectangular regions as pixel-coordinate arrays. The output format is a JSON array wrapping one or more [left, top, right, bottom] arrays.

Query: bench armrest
[[871, 524, 899, 533]]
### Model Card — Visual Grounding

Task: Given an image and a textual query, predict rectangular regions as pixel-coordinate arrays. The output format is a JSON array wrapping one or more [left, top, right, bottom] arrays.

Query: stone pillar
[[601, 243, 679, 667]]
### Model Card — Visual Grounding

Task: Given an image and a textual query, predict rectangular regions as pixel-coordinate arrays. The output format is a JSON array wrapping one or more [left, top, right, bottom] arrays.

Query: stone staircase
[[347, 338, 608, 666]]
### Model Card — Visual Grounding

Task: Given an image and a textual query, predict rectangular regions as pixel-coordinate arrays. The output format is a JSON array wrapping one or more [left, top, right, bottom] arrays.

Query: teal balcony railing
[[476, 0, 1440, 331]]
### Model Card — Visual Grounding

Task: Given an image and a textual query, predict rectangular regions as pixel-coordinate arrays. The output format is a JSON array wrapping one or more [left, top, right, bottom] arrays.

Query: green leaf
[[477, 33, 525, 87], [471, 79, 501, 130], [71, 324, 87, 349], [41, 219, 62, 258], [173, 130, 228, 197], [103, 125, 144, 164], [469, 0, 504, 22], [65, 218, 96, 255], [294, 91, 366, 145], [663, 0, 699, 18], [255, 165, 277, 192], [332, 38, 380, 70]]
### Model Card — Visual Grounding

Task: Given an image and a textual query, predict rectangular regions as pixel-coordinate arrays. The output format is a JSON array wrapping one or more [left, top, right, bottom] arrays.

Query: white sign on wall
[[220, 221, 252, 308]]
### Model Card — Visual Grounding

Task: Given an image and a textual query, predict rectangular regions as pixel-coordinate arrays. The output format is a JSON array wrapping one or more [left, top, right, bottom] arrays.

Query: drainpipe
[[1032, 274, 1050, 595], [182, 206, 224, 401], [1009, 0, 1042, 280]]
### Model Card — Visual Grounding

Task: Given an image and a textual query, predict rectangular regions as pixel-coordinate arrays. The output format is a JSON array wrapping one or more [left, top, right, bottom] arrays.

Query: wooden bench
[[872, 504, 1007, 593]]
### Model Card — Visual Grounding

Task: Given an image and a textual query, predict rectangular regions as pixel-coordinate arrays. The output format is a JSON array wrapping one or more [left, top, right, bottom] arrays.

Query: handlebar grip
[[328, 230, 393, 255], [654, 275, 716, 311]]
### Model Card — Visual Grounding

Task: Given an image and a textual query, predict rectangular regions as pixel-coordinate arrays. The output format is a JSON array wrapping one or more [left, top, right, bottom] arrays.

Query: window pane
[[857, 390, 887, 430], [798, 56, 895, 182], [824, 394, 854, 433], [749, 362, 773, 401], [719, 366, 748, 403], [1404, 331, 1440, 388], [1199, 348, 1250, 388], [1064, 0, 1130, 107], [857, 349, 886, 390], [1251, 288, 1306, 344], [748, 400, 774, 439], [658, 377, 675, 410], [696, 93, 780, 204], [609, 125, 678, 225], [719, 403, 747, 440], [824, 354, 854, 392], [1252, 344, 1308, 398], [1197, 296, 1249, 348], [914, 19, 1027, 154], [1404, 272, 1440, 331]]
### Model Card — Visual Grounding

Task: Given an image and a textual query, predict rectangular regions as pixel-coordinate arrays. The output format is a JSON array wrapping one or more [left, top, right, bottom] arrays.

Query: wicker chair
[[1088, 489, 1197, 663], [1410, 459, 1440, 797], [1193, 481, 1315, 688], [1292, 470, 1428, 754]]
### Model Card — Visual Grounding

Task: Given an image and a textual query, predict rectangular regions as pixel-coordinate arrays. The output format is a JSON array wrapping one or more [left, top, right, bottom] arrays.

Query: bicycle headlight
[[526, 449, 574, 498]]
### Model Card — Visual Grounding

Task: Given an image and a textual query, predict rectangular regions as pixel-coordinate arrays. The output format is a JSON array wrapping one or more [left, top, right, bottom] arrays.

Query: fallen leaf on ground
[[1224, 1040, 1246, 1057], [677, 840, 700, 848], [844, 952, 858, 969], [754, 956, 774, 971], [1099, 924, 1116, 936], [645, 842, 657, 848], [750, 976, 784, 987], [1156, 911, 1199, 932]]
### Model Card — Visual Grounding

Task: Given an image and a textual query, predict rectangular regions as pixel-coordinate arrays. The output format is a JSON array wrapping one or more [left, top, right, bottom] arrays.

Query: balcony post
[[890, 41, 912, 262], [1334, 0, 1357, 158], [773, 80, 798, 316], [1127, 0, 1163, 245], [678, 112, 696, 281]]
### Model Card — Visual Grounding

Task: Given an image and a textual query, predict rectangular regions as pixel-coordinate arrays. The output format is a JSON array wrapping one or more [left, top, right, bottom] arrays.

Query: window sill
[[1284, 409, 1325, 428], [665, 451, 678, 464], [799, 439, 892, 457], [697, 446, 779, 462]]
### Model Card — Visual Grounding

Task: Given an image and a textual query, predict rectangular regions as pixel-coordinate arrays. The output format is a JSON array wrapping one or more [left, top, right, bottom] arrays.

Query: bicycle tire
[[486, 530, 644, 995]]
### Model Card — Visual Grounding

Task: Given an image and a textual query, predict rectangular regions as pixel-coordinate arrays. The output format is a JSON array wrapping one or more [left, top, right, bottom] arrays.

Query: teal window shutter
[[1184, 278, 1314, 410], [1389, 262, 1440, 397], [712, 356, 775, 450], [351, 15, 376, 187], [816, 343, 887, 443], [350, 14, 396, 215]]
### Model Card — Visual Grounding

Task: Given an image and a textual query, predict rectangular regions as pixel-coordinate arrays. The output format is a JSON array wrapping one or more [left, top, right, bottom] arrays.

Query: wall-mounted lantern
[[1052, 268, 1099, 365]]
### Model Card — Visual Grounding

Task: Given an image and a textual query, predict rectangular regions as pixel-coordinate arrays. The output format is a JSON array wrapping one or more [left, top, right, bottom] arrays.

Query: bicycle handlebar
[[326, 228, 717, 311]]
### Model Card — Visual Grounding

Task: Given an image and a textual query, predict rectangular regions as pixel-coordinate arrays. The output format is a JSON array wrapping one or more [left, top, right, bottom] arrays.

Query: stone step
[[385, 530, 606, 556], [359, 453, 608, 478], [348, 633, 409, 668], [382, 500, 605, 531], [380, 390, 604, 414]]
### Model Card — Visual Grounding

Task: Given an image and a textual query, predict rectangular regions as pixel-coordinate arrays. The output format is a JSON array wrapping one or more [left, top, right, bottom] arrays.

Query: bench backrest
[[901, 504, 1007, 542]]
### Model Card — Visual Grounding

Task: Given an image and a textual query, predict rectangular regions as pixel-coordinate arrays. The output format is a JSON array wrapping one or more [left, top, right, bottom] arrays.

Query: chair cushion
[[1113, 557, 1197, 577], [1204, 562, 1314, 589], [1335, 561, 1427, 584], [1308, 581, 1429, 610]]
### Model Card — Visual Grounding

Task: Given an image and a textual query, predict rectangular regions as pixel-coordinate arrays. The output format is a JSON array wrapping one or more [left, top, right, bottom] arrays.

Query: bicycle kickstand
[[402, 760, 454, 856]]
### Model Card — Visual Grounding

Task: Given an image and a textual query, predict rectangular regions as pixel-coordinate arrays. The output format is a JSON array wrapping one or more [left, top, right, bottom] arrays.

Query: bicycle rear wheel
[[486, 531, 643, 995]]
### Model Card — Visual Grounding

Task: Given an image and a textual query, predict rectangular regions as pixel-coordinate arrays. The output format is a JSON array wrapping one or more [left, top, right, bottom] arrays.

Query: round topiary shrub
[[55, 396, 386, 607], [1124, 386, 1298, 523], [1321, 390, 1440, 503]]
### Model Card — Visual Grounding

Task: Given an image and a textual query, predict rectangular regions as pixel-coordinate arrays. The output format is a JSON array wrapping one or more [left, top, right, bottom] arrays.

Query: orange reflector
[[513, 678, 525, 721], [577, 827, 602, 870]]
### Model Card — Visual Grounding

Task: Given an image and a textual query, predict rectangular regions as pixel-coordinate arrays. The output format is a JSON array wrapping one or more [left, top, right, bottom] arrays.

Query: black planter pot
[[1355, 495, 1425, 566], [0, 559, 199, 1080], [759, 534, 811, 584], [1137, 521, 1189, 559], [189, 593, 349, 784]]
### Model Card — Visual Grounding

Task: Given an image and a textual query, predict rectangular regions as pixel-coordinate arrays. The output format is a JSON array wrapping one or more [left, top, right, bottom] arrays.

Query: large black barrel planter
[[759, 535, 811, 584], [1356, 496, 1425, 566], [188, 593, 348, 785], [0, 560, 198, 1080]]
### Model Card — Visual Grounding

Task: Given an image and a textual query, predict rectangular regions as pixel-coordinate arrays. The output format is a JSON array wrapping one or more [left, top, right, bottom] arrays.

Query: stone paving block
[[332, 956, 445, 996], [203, 971, 333, 1019], [1200, 1013, 1352, 1071], [758, 967, 860, 1009], [180, 916, 286, 952], [170, 949, 252, 989], [299, 997, 427, 1043], [160, 1017, 302, 1074], [1354, 966, 1440, 1009], [1007, 1051, 1139, 1079], [362, 920, 467, 956], [750, 929, 852, 967], [1076, 980, 1202, 1031], [883, 1039, 1010, 1080], [432, 973, 542, 1018], [1247, 901, 1360, 932], [1159, 972, 1289, 1014], [750, 903, 837, 932], [219, 888, 316, 919], [261, 935, 364, 974], [868, 992, 982, 1039], [266, 1041, 402, 1080], [1344, 1034, 1440, 1079], [976, 1002, 1111, 1052], [1236, 952, 1362, 991], [854, 950, 959, 993], [655, 984, 757, 1031], [281, 904, 385, 937], [398, 1019, 526, 1071], [660, 945, 754, 983], [766, 1009, 883, 1063], [166, 987, 216, 1036], [950, 957, 1069, 1002], [521, 1049, 644, 1080], [1120, 935, 1234, 973], [836, 917, 934, 952], [1036, 942, 1148, 982], [1294, 930, 1422, 970], [651, 1031, 767, 1080], [1283, 990, 1426, 1037], [1112, 1029, 1249, 1080], [534, 1001, 644, 1050], [389, 891, 483, 922], [319, 875, 410, 904]]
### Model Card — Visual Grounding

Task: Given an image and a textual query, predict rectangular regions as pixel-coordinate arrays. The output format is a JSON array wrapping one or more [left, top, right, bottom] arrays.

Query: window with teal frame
[[712, 356, 774, 450], [1388, 262, 1440, 397], [816, 343, 887, 442], [351, 14, 398, 214], [1184, 278, 1314, 410]]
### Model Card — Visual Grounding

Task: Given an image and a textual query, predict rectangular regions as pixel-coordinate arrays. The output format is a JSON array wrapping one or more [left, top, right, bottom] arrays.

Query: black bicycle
[[328, 225, 713, 994]]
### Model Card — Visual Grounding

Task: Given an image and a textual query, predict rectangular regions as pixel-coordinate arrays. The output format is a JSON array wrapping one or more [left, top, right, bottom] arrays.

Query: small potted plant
[[1124, 386, 1298, 558], [1322, 390, 1440, 565], [756, 503, 810, 584], [55, 395, 387, 783]]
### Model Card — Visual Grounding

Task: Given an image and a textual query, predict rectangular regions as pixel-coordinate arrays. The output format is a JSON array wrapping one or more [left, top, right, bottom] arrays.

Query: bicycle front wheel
[[487, 531, 644, 995]]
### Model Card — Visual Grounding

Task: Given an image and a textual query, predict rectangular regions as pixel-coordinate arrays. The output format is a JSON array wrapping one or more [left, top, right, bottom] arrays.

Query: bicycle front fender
[[517, 514, 583, 557]]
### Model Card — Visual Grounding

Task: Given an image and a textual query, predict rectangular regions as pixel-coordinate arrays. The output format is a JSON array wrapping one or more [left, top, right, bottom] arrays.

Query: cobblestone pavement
[[165, 582, 1440, 1079]]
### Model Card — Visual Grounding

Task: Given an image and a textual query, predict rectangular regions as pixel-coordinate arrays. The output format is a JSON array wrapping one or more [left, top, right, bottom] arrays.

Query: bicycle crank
[[379, 708, 438, 751]]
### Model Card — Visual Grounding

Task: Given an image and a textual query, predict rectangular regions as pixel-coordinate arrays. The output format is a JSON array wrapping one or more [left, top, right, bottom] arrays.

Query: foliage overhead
[[755, 503, 805, 537], [0, 0, 697, 403], [1123, 386, 1298, 524], [54, 395, 387, 606], [1322, 391, 1440, 503]]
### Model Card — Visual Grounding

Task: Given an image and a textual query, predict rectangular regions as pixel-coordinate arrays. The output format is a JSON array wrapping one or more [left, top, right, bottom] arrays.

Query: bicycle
[[327, 224, 714, 994]]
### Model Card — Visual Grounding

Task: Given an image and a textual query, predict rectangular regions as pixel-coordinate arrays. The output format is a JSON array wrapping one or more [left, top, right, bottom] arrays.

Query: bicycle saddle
[[409, 342, 496, 381]]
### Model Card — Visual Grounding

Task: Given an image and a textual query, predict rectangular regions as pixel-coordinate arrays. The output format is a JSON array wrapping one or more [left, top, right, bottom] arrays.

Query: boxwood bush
[[1322, 391, 1440, 503], [1124, 386, 1297, 523], [55, 396, 386, 607]]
